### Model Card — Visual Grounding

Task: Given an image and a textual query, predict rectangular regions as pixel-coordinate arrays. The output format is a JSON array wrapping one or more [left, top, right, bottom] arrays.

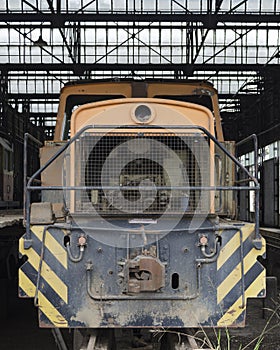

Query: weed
[[150, 300, 280, 349]]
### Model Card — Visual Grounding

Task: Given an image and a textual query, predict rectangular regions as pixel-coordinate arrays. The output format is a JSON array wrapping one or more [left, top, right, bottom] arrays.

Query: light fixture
[[132, 104, 154, 124], [33, 35, 48, 47]]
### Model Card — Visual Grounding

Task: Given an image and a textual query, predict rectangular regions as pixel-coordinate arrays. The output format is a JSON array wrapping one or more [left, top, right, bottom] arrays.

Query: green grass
[[151, 300, 280, 349]]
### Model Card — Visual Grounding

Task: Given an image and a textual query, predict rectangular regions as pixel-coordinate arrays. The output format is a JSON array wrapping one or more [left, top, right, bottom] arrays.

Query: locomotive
[[19, 80, 265, 349]]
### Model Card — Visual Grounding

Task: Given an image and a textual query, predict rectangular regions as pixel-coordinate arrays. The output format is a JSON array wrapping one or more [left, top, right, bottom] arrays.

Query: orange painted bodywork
[[54, 80, 223, 141]]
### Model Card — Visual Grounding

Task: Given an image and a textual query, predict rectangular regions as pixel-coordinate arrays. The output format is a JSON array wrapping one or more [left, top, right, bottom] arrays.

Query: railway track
[[260, 227, 280, 250], [55, 328, 211, 350]]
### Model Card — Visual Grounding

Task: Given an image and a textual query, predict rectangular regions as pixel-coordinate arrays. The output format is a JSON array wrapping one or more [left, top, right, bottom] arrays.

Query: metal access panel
[[40, 141, 67, 204], [261, 158, 279, 227], [214, 141, 236, 218]]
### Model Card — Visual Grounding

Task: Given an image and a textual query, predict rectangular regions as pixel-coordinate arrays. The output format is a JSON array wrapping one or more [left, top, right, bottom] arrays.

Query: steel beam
[[8, 93, 60, 99], [0, 63, 276, 73], [0, 23, 279, 29], [7, 93, 244, 100], [0, 13, 278, 25]]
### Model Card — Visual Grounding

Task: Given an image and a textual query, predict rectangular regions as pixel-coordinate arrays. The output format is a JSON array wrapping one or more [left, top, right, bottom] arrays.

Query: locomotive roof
[[63, 78, 214, 88]]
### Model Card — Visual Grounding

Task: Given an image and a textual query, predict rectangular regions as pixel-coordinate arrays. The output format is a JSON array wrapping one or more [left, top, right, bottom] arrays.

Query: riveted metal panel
[[19, 221, 265, 328]]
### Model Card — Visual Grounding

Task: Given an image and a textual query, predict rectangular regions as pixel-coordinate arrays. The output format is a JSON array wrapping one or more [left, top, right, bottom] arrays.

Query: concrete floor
[[0, 213, 23, 229]]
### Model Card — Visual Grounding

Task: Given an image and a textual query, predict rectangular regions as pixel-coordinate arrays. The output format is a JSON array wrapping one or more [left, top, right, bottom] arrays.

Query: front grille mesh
[[70, 132, 211, 215]]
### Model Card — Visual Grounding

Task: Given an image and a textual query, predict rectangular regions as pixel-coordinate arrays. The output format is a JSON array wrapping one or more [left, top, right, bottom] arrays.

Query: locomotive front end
[[19, 85, 265, 334]]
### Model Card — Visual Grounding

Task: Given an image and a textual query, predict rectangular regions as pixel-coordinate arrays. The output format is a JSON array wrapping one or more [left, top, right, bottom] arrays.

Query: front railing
[[24, 125, 261, 249]]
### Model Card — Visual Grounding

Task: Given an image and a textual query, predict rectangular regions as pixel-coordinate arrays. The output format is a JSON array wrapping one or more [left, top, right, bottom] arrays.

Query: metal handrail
[[236, 133, 258, 180], [23, 133, 43, 222], [235, 133, 261, 248], [27, 185, 258, 191], [24, 124, 261, 249]]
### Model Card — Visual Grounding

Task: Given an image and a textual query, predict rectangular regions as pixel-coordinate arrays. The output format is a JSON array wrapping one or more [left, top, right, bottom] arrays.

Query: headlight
[[132, 104, 154, 124]]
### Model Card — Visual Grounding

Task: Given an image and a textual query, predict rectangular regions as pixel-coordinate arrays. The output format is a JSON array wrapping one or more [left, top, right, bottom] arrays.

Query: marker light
[[134, 104, 153, 123]]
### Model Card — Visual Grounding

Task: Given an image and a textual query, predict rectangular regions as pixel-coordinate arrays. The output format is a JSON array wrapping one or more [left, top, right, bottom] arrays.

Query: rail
[[24, 124, 260, 249]]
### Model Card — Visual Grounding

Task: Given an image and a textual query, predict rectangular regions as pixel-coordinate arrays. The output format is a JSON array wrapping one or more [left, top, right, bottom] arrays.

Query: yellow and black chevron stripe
[[19, 225, 69, 327], [216, 223, 266, 326]]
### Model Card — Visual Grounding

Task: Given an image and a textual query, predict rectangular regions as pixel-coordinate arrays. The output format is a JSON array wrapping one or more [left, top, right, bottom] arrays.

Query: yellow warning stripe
[[217, 240, 265, 304], [31, 226, 67, 269], [217, 233, 240, 271], [217, 262, 242, 304], [19, 239, 68, 303], [217, 270, 265, 326], [19, 267, 36, 297], [217, 223, 255, 270], [218, 237, 265, 303], [19, 270, 68, 327]]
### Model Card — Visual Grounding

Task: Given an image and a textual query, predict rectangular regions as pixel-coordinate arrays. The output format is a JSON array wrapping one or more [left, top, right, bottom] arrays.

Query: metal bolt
[[86, 261, 93, 271]]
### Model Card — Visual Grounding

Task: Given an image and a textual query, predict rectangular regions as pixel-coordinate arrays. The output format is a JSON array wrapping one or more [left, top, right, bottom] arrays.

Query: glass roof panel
[[0, 0, 279, 134]]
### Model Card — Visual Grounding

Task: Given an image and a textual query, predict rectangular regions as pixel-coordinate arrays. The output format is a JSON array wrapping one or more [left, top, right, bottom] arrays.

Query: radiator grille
[[70, 132, 211, 215]]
